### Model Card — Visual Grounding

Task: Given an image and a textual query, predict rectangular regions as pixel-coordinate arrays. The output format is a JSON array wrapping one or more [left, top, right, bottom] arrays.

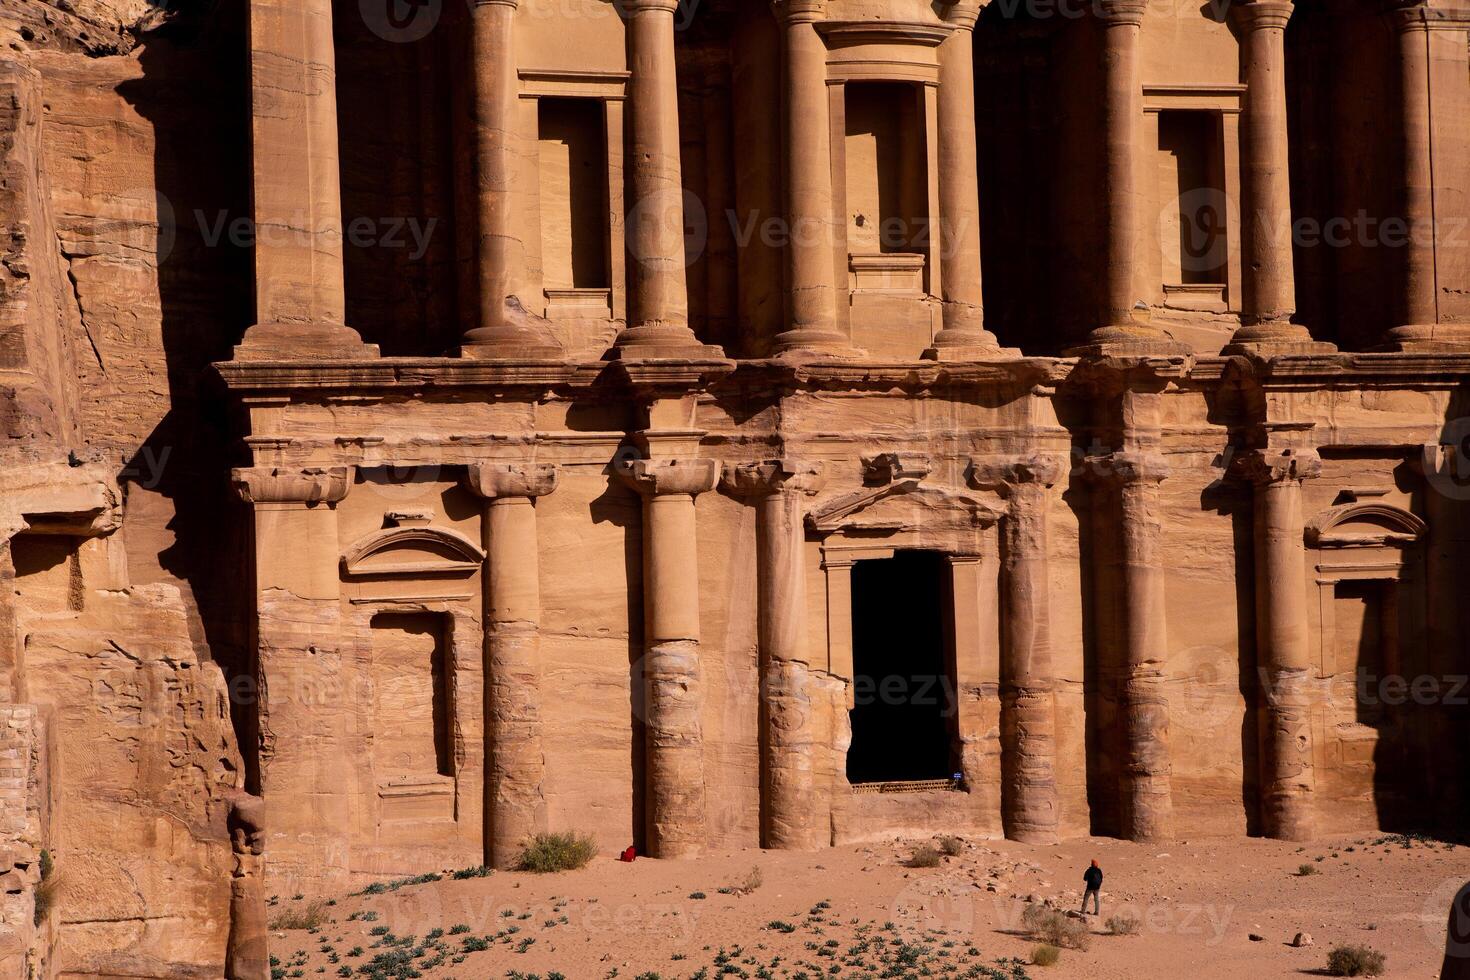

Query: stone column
[[1385, 2, 1470, 348], [616, 457, 720, 858], [461, 0, 561, 358], [928, 2, 1006, 360], [237, 0, 375, 359], [1072, 1, 1189, 356], [723, 459, 827, 850], [971, 455, 1063, 844], [1104, 452, 1174, 841], [770, 1, 853, 356], [466, 463, 557, 868], [1225, 1, 1333, 354], [612, 1, 720, 357], [1236, 449, 1318, 841], [232, 466, 354, 888], [225, 790, 268, 980]]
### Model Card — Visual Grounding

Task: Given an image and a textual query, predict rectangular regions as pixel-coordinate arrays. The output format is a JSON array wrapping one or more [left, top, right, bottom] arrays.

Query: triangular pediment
[[807, 479, 1002, 535]]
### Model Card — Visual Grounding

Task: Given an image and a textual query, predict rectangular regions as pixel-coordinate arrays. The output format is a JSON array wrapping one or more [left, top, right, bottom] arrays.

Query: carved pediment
[[807, 481, 1002, 535], [1306, 503, 1426, 548], [342, 526, 485, 578]]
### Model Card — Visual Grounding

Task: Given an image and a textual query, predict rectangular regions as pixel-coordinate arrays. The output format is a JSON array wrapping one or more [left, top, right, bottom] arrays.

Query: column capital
[[616, 458, 721, 497], [1231, 0, 1294, 31], [937, 0, 986, 30], [470, 0, 519, 7], [232, 466, 353, 505], [771, 0, 827, 25], [622, 0, 680, 12], [722, 459, 828, 498], [1232, 448, 1322, 486], [862, 452, 932, 485], [465, 462, 558, 500], [968, 454, 1066, 496], [1387, 1, 1470, 31], [1080, 451, 1170, 487], [1098, 0, 1148, 26]]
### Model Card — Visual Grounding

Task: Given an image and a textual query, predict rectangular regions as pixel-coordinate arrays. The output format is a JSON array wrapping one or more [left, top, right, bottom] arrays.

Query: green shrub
[[689, 891, 706, 900], [1022, 904, 1090, 951], [1105, 914, 1140, 936], [33, 849, 60, 927], [766, 920, 797, 933], [515, 832, 599, 873], [1326, 944, 1386, 977], [1031, 944, 1061, 966]]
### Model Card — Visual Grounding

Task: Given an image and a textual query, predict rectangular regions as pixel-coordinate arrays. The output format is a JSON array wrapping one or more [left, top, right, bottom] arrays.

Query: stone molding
[[1232, 448, 1323, 486], [722, 459, 828, 498], [232, 466, 353, 505], [623, 0, 681, 12], [1388, 1, 1470, 31], [616, 458, 721, 497], [771, 0, 828, 25], [937, 0, 986, 30], [465, 462, 558, 500], [1079, 451, 1170, 487], [862, 452, 932, 485], [470, 0, 518, 7]]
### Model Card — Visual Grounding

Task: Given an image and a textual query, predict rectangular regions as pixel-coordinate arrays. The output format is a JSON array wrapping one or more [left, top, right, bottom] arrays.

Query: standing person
[[1081, 859, 1103, 915]]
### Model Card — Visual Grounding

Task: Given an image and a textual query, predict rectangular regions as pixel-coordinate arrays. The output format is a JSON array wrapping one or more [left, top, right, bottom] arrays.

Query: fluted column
[[237, 0, 375, 360], [466, 462, 557, 867], [1385, 2, 1470, 348], [1225, 1, 1334, 354], [1096, 451, 1174, 841], [613, 1, 721, 357], [927, 2, 1008, 360], [1071, 1, 1189, 356], [971, 455, 1063, 844], [723, 460, 827, 850], [616, 458, 719, 858], [462, 0, 561, 358], [1236, 449, 1318, 841], [770, 1, 853, 356]]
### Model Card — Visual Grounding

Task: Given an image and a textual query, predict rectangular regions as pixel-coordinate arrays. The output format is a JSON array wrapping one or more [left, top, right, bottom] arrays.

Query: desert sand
[[267, 832, 1466, 979]]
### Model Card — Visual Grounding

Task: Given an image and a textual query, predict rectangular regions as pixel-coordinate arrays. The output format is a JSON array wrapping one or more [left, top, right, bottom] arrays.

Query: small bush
[[1326, 944, 1386, 977], [766, 920, 797, 933], [938, 836, 964, 857], [689, 891, 706, 900], [722, 865, 763, 896], [1297, 863, 1320, 876], [452, 864, 491, 880], [33, 849, 60, 927], [906, 846, 942, 868], [1031, 944, 1061, 967], [1105, 914, 1140, 936], [1022, 904, 1090, 951], [515, 832, 598, 873], [268, 899, 331, 931]]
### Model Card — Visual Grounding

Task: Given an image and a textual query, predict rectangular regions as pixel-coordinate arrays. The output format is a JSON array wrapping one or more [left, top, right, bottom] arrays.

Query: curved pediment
[[342, 526, 485, 578], [1306, 503, 1426, 548], [807, 481, 1002, 535]]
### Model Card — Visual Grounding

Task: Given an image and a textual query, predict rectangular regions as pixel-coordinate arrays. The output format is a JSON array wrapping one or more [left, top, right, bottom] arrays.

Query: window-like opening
[[846, 551, 955, 784], [1157, 110, 1227, 288], [370, 612, 453, 781], [844, 82, 928, 256], [538, 97, 609, 290], [9, 534, 82, 614], [1335, 580, 1399, 728]]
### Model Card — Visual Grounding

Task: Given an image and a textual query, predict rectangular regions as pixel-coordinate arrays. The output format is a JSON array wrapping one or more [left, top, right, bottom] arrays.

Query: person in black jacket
[[1080, 860, 1103, 915]]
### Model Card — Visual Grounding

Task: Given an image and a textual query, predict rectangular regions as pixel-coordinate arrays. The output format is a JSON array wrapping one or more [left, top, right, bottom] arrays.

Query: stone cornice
[[465, 462, 559, 500], [233, 466, 353, 505]]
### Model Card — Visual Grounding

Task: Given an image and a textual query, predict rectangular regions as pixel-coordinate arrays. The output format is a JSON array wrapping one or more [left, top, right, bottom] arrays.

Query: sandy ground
[[267, 832, 1467, 979]]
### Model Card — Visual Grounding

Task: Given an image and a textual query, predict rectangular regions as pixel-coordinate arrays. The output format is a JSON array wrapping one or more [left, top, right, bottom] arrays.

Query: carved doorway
[[846, 550, 957, 786]]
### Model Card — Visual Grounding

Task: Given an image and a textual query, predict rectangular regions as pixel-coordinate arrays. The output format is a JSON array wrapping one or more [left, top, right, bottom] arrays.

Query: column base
[[1221, 321, 1336, 356], [1063, 320, 1193, 358], [771, 326, 858, 358], [233, 322, 380, 361], [610, 321, 724, 359], [1380, 323, 1470, 351], [923, 342, 1023, 361]]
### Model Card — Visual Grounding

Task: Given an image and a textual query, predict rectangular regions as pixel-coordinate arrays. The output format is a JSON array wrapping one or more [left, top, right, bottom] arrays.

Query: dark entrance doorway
[[846, 550, 955, 784]]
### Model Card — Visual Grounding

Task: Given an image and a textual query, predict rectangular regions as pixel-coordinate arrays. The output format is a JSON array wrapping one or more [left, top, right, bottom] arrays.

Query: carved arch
[[1306, 502, 1427, 548], [341, 526, 485, 578]]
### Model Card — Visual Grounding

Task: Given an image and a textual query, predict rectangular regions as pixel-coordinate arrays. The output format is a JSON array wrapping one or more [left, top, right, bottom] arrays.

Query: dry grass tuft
[[515, 832, 599, 873]]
